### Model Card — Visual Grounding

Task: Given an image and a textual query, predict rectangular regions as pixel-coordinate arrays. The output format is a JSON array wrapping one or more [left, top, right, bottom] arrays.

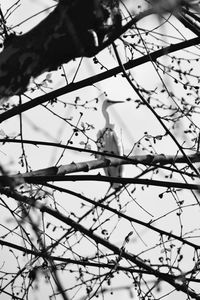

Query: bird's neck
[[103, 109, 114, 129]]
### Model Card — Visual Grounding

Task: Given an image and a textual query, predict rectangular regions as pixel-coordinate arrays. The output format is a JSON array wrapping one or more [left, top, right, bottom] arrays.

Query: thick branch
[[0, 239, 199, 283], [0, 173, 199, 190], [0, 138, 199, 184], [43, 183, 200, 249], [0, 0, 121, 100], [0, 36, 199, 123], [0, 187, 199, 298]]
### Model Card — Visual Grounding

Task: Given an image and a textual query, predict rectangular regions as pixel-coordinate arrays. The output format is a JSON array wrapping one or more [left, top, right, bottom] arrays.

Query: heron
[[96, 99, 123, 189]]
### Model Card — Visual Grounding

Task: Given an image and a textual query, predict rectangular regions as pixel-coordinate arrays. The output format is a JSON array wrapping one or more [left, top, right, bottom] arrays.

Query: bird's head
[[102, 99, 124, 111]]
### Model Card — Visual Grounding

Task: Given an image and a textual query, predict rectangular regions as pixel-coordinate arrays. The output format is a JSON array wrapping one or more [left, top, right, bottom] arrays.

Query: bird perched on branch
[[96, 99, 123, 189]]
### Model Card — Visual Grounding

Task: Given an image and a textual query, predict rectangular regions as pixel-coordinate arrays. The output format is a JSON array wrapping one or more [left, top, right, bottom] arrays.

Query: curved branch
[[0, 173, 199, 190], [2, 138, 200, 165], [0, 36, 199, 123], [1, 187, 199, 298], [43, 183, 200, 249], [0, 0, 121, 100]]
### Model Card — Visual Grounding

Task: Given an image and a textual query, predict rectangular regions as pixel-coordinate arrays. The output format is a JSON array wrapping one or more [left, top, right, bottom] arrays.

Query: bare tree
[[1, 1, 200, 299]]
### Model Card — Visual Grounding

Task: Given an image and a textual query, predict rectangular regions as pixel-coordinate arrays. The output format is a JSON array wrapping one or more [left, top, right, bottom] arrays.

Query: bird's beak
[[106, 100, 124, 105]]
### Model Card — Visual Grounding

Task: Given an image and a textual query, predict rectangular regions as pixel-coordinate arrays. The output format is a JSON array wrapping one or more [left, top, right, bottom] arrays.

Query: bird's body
[[96, 99, 123, 189]]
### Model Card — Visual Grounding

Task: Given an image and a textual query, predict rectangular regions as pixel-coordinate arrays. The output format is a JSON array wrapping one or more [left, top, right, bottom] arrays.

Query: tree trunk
[[0, 0, 121, 100]]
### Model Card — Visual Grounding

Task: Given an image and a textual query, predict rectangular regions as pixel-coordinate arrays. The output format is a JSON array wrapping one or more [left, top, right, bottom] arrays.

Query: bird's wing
[[96, 127, 123, 188], [96, 127, 120, 155]]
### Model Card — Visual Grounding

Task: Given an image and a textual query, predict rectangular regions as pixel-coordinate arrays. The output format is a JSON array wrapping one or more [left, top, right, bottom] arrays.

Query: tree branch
[[0, 35, 199, 122], [0, 186, 199, 299], [0, 173, 199, 190], [0, 186, 199, 298], [0, 0, 121, 101]]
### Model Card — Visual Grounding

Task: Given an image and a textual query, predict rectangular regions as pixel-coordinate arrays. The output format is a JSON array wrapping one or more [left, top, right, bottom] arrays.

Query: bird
[[96, 99, 123, 189]]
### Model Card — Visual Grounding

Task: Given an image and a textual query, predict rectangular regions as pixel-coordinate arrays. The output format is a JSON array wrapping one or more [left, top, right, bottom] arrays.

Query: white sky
[[0, 1, 200, 300]]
